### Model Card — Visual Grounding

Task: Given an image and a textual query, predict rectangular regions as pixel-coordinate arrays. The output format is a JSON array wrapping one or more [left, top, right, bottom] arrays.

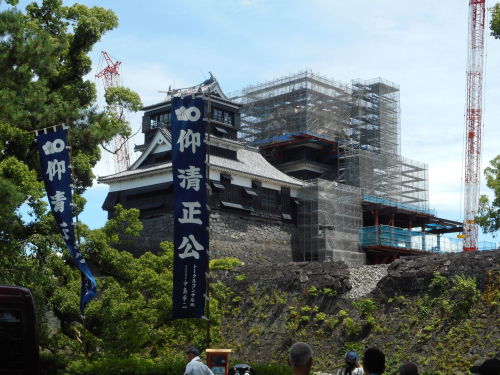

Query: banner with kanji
[[171, 96, 208, 319], [36, 127, 97, 313]]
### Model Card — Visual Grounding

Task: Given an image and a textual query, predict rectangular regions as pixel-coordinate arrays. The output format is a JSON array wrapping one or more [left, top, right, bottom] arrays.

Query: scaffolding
[[294, 179, 364, 264], [232, 70, 352, 143], [232, 71, 429, 210], [340, 151, 429, 210], [350, 78, 400, 156], [359, 225, 497, 253], [232, 71, 432, 263]]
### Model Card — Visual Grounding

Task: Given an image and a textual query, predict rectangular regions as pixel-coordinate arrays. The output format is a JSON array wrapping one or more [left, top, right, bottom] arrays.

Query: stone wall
[[373, 250, 500, 299], [127, 210, 295, 264], [212, 249, 500, 367]]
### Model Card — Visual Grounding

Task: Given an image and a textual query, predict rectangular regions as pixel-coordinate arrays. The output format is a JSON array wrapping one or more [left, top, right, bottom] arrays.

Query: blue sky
[[55, 0, 499, 243]]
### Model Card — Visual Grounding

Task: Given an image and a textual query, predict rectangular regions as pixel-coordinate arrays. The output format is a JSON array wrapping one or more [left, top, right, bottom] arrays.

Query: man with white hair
[[288, 342, 313, 375], [184, 346, 214, 375]]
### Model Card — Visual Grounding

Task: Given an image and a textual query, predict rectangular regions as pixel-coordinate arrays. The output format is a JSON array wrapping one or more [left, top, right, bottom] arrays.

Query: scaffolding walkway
[[359, 225, 498, 254], [363, 195, 435, 216]]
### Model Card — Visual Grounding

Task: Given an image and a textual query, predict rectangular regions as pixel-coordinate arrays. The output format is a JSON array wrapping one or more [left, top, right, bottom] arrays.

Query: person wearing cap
[[362, 348, 385, 375], [184, 346, 214, 375], [335, 350, 364, 375], [398, 362, 419, 375], [288, 342, 314, 375], [470, 358, 500, 375]]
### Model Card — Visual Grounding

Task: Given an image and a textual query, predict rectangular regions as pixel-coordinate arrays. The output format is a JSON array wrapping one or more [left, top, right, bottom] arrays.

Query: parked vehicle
[[0, 286, 39, 374]]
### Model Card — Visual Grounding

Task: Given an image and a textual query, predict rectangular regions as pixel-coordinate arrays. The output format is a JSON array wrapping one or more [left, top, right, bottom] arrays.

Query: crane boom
[[463, 0, 486, 251], [95, 51, 130, 173]]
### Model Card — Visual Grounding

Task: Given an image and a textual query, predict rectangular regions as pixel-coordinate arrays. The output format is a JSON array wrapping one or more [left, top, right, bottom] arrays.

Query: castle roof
[[142, 73, 240, 111], [98, 128, 303, 189]]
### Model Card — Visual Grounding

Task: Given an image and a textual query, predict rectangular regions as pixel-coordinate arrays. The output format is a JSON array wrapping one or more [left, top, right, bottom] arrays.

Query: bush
[[321, 288, 336, 297], [429, 272, 449, 292], [449, 275, 480, 319], [315, 312, 326, 321], [352, 298, 377, 316], [307, 286, 318, 296], [65, 357, 186, 375], [236, 274, 247, 282], [342, 317, 361, 336], [248, 362, 289, 375], [210, 257, 244, 271]]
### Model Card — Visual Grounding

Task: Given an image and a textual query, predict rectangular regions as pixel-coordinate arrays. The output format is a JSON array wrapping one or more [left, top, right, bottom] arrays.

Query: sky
[[58, 0, 500, 243]]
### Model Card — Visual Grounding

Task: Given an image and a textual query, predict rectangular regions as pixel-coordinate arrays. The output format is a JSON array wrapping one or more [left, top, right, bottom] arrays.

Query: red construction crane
[[463, 0, 487, 251], [95, 51, 130, 173], [96, 51, 121, 90]]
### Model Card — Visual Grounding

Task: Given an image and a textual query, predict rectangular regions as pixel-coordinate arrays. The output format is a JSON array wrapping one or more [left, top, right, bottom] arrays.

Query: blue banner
[[36, 127, 97, 313], [171, 97, 208, 319]]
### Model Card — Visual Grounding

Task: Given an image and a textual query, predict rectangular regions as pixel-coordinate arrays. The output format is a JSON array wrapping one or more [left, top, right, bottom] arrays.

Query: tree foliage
[[0, 0, 140, 282], [43, 206, 219, 363], [0, 0, 185, 369], [490, 3, 500, 39], [477, 155, 500, 235]]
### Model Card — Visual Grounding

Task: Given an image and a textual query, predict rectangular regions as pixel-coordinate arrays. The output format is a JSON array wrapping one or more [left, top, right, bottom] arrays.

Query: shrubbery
[[210, 258, 245, 271], [64, 357, 185, 375]]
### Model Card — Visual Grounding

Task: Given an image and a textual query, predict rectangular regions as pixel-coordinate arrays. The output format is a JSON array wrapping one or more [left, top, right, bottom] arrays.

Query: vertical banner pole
[[171, 96, 209, 320], [206, 91, 211, 348]]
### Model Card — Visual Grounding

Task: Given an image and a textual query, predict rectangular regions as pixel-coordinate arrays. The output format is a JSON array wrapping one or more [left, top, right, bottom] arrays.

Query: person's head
[[185, 346, 200, 361], [470, 358, 500, 375], [288, 342, 313, 374], [363, 348, 385, 375], [345, 350, 360, 367], [398, 362, 419, 375]]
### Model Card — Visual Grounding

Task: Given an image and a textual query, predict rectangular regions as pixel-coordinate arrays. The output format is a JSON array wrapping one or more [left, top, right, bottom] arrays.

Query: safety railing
[[359, 225, 498, 253]]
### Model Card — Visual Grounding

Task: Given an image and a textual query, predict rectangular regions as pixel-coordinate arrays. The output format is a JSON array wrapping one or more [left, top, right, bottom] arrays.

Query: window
[[150, 112, 170, 129], [260, 188, 279, 209], [213, 109, 224, 122], [209, 146, 237, 160], [220, 173, 232, 183], [223, 112, 233, 125], [252, 180, 262, 189], [212, 108, 233, 125]]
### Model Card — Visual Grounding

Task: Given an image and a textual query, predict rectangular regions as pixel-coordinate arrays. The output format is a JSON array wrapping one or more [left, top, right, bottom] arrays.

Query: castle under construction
[[100, 71, 464, 265], [230, 71, 463, 264]]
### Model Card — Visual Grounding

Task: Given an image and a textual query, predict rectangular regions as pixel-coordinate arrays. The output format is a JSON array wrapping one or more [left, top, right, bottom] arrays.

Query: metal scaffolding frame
[[231, 71, 429, 210], [232, 70, 352, 143], [350, 78, 400, 156], [231, 71, 431, 263], [295, 179, 363, 263]]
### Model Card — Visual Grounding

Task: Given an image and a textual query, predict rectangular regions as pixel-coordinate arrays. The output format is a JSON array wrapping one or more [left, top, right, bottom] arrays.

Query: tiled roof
[[209, 147, 303, 186], [142, 75, 240, 110], [98, 162, 171, 182], [98, 145, 303, 188]]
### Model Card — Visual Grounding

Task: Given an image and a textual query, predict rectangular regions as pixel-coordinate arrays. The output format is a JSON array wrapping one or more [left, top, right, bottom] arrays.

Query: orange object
[[206, 349, 232, 375]]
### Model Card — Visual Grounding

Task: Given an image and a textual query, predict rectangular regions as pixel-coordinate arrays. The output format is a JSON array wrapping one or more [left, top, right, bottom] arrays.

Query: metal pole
[[205, 89, 211, 348]]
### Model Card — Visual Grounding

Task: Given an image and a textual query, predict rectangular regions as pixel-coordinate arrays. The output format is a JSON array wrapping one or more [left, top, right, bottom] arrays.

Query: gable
[[131, 129, 171, 170]]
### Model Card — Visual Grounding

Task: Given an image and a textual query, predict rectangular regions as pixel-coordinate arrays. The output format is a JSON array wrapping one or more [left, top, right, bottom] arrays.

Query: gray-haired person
[[184, 346, 214, 375], [288, 342, 313, 375]]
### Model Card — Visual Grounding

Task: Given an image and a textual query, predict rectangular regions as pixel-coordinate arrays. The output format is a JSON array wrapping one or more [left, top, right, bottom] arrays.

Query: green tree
[[46, 206, 219, 362], [0, 1, 224, 370], [490, 3, 500, 38], [477, 155, 500, 235], [0, 0, 146, 362]]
